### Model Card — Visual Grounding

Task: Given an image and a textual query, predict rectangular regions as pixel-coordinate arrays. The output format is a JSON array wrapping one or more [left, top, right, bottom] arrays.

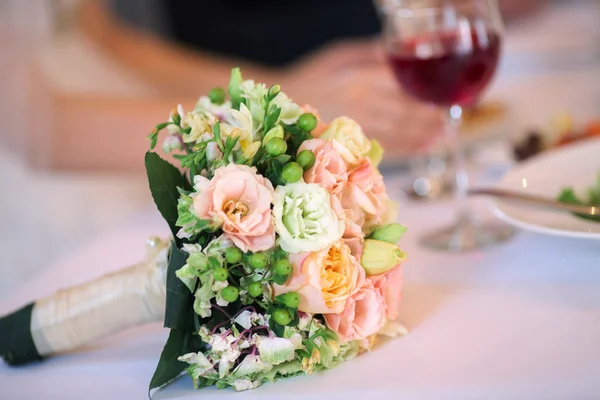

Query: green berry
[[248, 282, 264, 297], [208, 87, 226, 105], [249, 253, 268, 269], [225, 247, 242, 264], [265, 137, 287, 157], [274, 259, 292, 277], [221, 286, 239, 303], [296, 150, 316, 170], [272, 308, 292, 326], [284, 292, 300, 309], [298, 113, 318, 132], [281, 162, 303, 183], [213, 267, 228, 282]]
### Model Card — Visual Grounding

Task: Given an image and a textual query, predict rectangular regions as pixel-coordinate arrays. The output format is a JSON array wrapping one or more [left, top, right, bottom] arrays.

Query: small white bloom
[[234, 311, 266, 330], [182, 243, 203, 254], [175, 264, 198, 292], [206, 141, 223, 163], [209, 334, 236, 353], [212, 280, 229, 292], [273, 183, 344, 253], [182, 112, 216, 143], [231, 378, 262, 392], [272, 92, 302, 124], [233, 355, 272, 378], [162, 135, 182, 153], [194, 96, 232, 117], [256, 337, 296, 365], [297, 313, 312, 331], [178, 352, 215, 377]]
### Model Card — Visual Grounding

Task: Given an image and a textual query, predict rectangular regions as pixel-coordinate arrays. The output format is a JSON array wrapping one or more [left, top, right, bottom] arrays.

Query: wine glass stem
[[447, 105, 471, 223]]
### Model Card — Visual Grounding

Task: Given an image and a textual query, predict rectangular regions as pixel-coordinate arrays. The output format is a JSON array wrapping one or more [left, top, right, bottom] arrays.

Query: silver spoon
[[469, 187, 600, 216]]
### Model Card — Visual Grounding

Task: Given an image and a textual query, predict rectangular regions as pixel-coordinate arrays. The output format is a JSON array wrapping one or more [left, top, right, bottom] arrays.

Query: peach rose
[[370, 265, 403, 320], [340, 158, 390, 235], [299, 139, 348, 195], [324, 281, 387, 345], [273, 241, 365, 314], [193, 164, 275, 252]]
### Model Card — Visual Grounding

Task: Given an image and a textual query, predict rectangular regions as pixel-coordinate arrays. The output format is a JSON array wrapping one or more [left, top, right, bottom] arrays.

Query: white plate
[[492, 138, 600, 239]]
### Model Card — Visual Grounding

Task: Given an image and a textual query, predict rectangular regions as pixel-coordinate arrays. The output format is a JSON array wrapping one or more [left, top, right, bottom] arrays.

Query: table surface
[[2, 1, 600, 399]]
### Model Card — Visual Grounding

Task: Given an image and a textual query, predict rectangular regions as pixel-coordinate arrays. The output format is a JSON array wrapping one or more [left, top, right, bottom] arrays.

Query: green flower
[[360, 239, 406, 275], [369, 223, 407, 244]]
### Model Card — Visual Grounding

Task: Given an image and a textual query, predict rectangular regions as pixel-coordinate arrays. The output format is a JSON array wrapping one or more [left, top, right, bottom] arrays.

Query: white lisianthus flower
[[320, 117, 372, 166], [272, 91, 302, 124], [181, 112, 216, 143], [222, 103, 261, 159], [194, 96, 232, 118], [272, 183, 344, 253], [239, 80, 268, 123]]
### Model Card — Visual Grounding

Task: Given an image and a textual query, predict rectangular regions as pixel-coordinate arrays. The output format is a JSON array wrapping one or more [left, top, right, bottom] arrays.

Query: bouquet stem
[[0, 237, 170, 365]]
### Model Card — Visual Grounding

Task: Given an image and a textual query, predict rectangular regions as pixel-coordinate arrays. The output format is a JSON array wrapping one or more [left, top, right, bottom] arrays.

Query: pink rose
[[340, 158, 390, 235], [324, 281, 387, 345], [370, 265, 403, 320], [193, 164, 275, 252], [299, 139, 348, 195], [273, 241, 365, 314]]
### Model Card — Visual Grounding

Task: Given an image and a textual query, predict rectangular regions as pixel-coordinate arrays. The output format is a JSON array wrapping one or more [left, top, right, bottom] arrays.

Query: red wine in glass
[[387, 28, 501, 106]]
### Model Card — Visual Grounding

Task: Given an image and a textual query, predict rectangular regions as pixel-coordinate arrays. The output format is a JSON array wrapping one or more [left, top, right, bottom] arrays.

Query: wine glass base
[[420, 217, 515, 252]]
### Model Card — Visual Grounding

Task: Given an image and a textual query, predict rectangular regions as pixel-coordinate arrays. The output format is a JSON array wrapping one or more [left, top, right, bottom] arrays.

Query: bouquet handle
[[0, 237, 169, 365]]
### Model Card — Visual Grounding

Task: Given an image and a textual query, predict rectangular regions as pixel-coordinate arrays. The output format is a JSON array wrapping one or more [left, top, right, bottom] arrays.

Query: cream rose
[[273, 241, 365, 314], [319, 117, 371, 166], [272, 182, 344, 253]]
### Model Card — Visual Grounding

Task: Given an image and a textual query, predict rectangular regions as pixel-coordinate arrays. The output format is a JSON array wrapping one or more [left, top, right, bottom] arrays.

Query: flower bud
[[369, 223, 407, 244], [262, 125, 284, 144], [162, 134, 182, 154], [360, 239, 406, 275], [268, 84, 281, 97]]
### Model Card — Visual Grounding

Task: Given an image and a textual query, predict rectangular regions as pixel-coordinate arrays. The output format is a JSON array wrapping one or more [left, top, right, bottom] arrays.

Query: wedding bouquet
[[0, 68, 407, 395]]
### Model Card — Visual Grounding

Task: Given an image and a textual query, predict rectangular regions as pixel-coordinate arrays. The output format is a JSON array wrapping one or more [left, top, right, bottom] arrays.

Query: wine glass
[[382, 0, 513, 251]]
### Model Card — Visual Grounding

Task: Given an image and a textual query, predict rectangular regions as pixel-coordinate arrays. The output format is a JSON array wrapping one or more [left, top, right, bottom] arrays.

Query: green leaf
[[272, 273, 289, 285], [228, 68, 243, 110], [165, 242, 195, 329], [149, 328, 188, 394], [145, 152, 190, 239], [149, 327, 206, 395]]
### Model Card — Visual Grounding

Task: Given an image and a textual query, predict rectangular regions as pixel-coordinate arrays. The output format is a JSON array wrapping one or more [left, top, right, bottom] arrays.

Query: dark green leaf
[[164, 242, 194, 329], [145, 152, 190, 238], [148, 328, 188, 394], [272, 273, 289, 285], [149, 327, 206, 395]]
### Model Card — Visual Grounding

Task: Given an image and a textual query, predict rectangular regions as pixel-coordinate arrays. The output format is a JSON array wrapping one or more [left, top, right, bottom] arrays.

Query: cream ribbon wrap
[[30, 237, 170, 356]]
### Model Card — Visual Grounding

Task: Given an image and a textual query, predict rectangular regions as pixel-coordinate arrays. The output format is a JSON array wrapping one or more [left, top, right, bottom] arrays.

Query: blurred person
[[101, 0, 542, 156]]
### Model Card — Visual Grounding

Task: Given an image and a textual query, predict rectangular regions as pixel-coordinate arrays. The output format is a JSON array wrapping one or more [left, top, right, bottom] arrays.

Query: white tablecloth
[[2, 200, 600, 400], [2, 1, 600, 399]]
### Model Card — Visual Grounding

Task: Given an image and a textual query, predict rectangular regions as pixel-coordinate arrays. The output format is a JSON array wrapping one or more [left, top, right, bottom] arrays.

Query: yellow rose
[[320, 117, 371, 166], [273, 241, 366, 314]]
